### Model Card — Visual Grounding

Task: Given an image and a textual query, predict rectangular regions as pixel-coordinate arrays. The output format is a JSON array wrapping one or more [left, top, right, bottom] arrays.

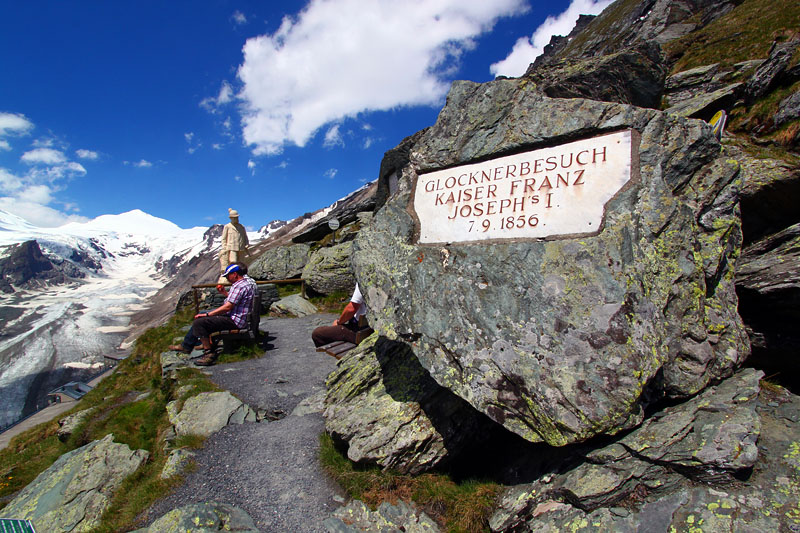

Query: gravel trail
[[143, 313, 347, 532]]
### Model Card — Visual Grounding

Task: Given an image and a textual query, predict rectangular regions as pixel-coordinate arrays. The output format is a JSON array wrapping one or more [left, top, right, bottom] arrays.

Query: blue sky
[[0, 0, 611, 230]]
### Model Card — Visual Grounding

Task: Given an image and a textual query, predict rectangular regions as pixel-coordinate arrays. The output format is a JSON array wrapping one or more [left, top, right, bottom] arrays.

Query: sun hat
[[222, 264, 241, 277]]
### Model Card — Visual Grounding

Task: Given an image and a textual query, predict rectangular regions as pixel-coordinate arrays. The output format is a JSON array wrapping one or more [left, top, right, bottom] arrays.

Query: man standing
[[170, 262, 257, 366], [219, 208, 249, 282]]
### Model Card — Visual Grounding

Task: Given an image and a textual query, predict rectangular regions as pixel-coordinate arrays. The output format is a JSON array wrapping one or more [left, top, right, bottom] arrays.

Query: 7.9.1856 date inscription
[[412, 130, 635, 244]]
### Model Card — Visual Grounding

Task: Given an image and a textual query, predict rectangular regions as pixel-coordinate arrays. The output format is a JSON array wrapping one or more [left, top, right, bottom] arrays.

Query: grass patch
[[319, 433, 501, 532], [0, 303, 261, 529], [275, 282, 302, 298], [308, 290, 351, 314], [665, 0, 800, 73]]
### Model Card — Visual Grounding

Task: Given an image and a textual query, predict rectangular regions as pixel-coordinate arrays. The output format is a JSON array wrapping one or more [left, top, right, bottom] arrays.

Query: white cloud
[[0, 112, 34, 139], [185, 132, 194, 143], [135, 159, 152, 168], [234, 175, 243, 182], [0, 140, 10, 151], [324, 168, 338, 179], [490, 0, 613, 78], [76, 148, 99, 160], [0, 197, 87, 227], [21, 147, 67, 165], [323, 124, 344, 148], [201, 81, 235, 112], [237, 0, 527, 155], [232, 10, 248, 25]]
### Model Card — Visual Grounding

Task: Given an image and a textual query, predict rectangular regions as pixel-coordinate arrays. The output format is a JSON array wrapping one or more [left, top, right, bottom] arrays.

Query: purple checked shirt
[[225, 275, 257, 328]]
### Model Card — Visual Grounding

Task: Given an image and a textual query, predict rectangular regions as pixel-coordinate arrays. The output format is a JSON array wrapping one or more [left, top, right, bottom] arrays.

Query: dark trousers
[[312, 323, 358, 347], [182, 315, 238, 350]]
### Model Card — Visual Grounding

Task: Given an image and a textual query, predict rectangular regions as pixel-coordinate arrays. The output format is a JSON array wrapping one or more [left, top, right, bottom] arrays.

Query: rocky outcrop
[[524, 42, 666, 109], [529, 0, 741, 71], [324, 335, 490, 474], [353, 79, 748, 447], [3, 434, 148, 532], [302, 242, 355, 296], [744, 38, 800, 103], [292, 182, 377, 244], [0, 240, 69, 291], [248, 243, 310, 281], [270, 293, 318, 317], [167, 391, 257, 437], [324, 500, 440, 533], [133, 501, 259, 532], [489, 369, 800, 532], [57, 407, 97, 442]]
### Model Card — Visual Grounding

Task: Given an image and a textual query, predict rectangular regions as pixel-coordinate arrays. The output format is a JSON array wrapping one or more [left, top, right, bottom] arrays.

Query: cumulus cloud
[[0, 197, 87, 227], [490, 0, 613, 78], [134, 159, 152, 168], [324, 168, 338, 179], [75, 148, 99, 160], [21, 147, 67, 165], [0, 114, 91, 226], [237, 0, 527, 155], [0, 112, 34, 139]]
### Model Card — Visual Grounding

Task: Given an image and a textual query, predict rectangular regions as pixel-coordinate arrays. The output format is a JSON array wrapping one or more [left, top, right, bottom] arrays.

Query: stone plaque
[[412, 130, 636, 244]]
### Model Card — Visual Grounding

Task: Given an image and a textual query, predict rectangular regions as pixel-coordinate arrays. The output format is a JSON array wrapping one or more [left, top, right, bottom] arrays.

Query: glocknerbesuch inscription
[[412, 130, 634, 244]]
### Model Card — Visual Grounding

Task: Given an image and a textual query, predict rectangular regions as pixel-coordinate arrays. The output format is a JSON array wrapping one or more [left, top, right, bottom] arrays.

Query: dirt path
[[142, 313, 347, 532]]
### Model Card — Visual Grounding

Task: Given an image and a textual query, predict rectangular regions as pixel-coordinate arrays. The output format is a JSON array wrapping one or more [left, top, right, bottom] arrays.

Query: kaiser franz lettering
[[412, 130, 634, 244]]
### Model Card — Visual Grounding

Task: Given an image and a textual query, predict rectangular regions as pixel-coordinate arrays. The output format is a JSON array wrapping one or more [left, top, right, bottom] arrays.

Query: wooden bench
[[316, 322, 373, 359], [209, 293, 262, 353]]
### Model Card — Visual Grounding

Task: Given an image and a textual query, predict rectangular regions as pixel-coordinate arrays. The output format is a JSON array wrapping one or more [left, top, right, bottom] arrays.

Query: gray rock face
[[167, 391, 257, 437], [524, 42, 666, 109], [324, 335, 489, 474], [248, 244, 310, 281], [354, 80, 748, 446], [57, 407, 97, 442], [302, 241, 355, 296], [292, 182, 377, 244], [324, 499, 440, 533], [490, 369, 800, 532], [774, 88, 800, 127], [134, 501, 259, 532], [270, 293, 318, 317], [744, 38, 800, 102], [3, 434, 148, 532]]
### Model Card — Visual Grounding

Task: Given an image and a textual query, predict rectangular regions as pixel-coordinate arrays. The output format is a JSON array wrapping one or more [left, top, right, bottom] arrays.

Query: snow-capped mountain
[[0, 208, 261, 430], [0, 209, 237, 290]]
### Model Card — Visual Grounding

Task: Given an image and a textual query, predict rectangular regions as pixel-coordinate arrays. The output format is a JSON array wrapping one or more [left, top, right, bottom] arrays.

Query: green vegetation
[[0, 306, 263, 531], [275, 281, 302, 298], [319, 433, 501, 532], [308, 290, 351, 314], [665, 0, 800, 73]]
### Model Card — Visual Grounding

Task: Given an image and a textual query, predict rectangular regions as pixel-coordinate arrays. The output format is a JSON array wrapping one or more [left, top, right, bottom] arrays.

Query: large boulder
[[134, 501, 259, 532], [302, 242, 355, 296], [324, 335, 490, 474], [270, 293, 318, 317], [353, 79, 749, 447], [3, 434, 148, 532], [248, 244, 310, 281], [167, 391, 257, 437]]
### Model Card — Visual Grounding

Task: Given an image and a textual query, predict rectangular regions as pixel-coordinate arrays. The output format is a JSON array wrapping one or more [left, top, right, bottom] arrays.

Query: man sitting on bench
[[170, 262, 257, 366], [312, 283, 367, 348]]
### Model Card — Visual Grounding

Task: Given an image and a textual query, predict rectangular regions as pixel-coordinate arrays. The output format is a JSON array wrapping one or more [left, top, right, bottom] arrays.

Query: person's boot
[[195, 350, 217, 366]]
